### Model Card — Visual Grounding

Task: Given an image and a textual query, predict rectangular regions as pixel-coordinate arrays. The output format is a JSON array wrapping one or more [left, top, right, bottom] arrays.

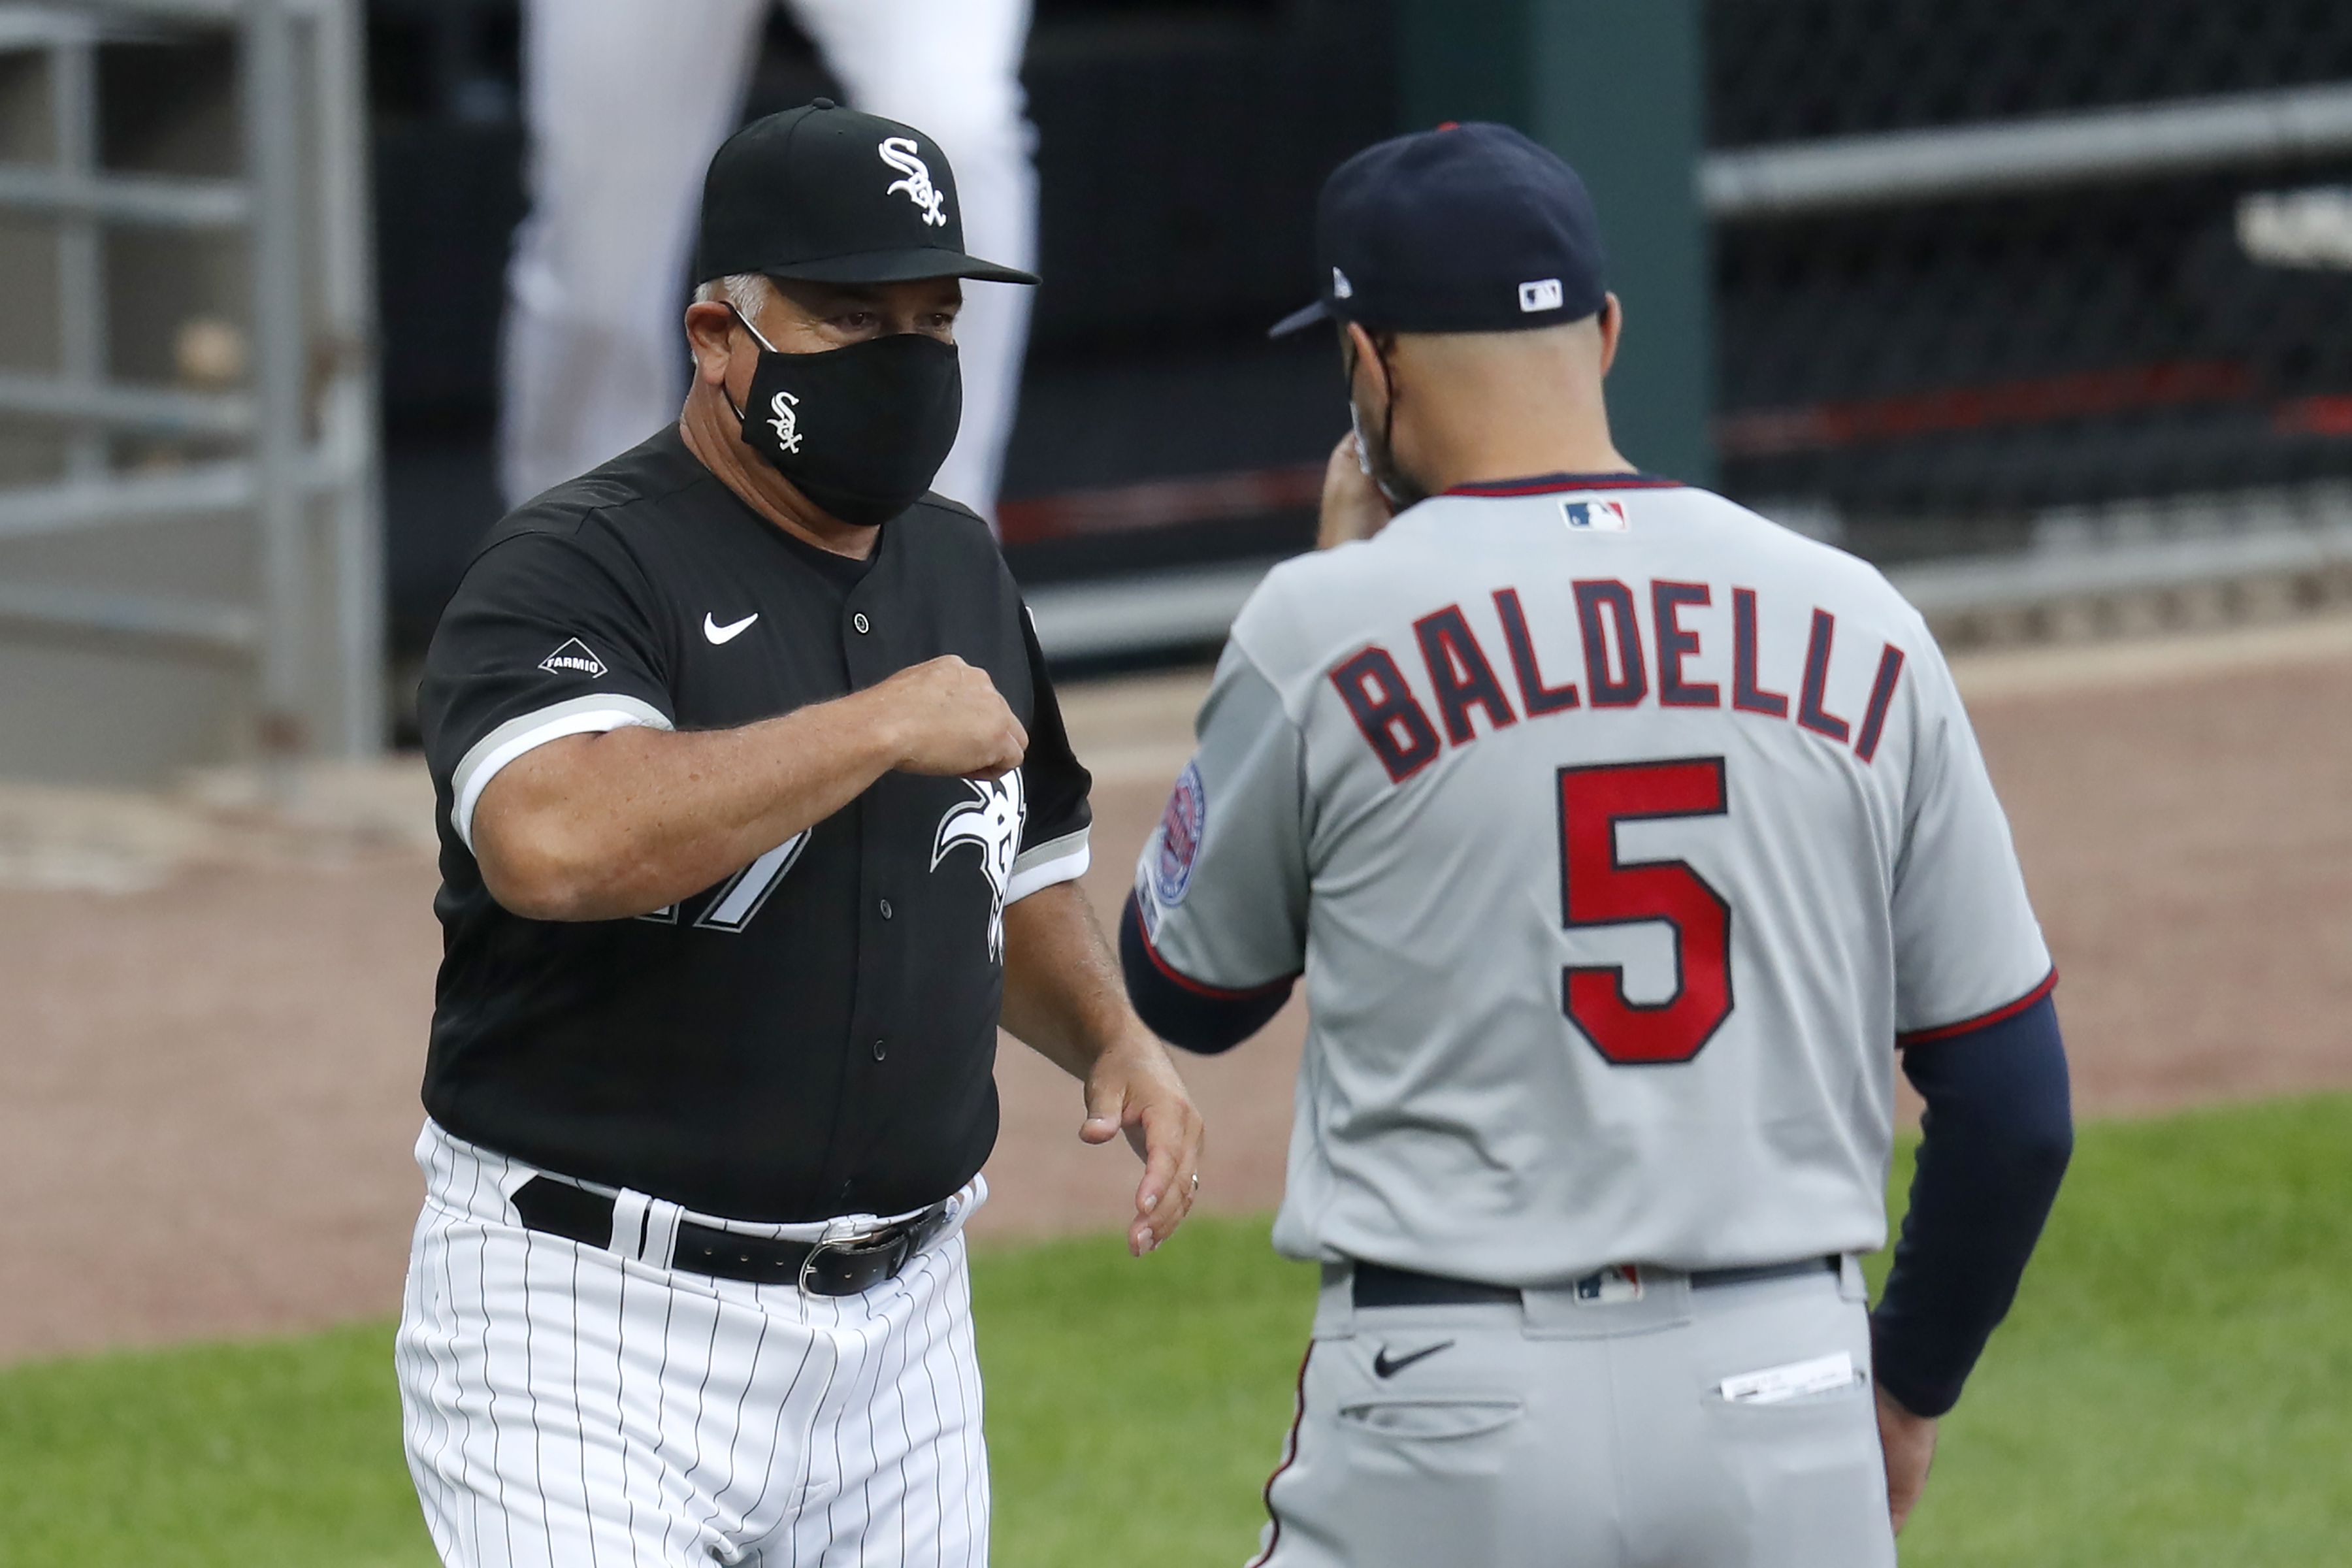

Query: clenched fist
[[870, 655, 1028, 780]]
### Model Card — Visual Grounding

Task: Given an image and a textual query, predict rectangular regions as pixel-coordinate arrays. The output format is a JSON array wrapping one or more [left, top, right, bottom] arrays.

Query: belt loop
[[1313, 1262, 1358, 1339], [638, 1196, 683, 1269], [1837, 1253, 1867, 1303], [608, 1189, 653, 1262]]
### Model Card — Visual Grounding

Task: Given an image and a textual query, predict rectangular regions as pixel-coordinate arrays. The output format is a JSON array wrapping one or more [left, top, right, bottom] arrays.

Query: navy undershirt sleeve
[[1872, 993, 2074, 1418], [1119, 892, 1295, 1054]]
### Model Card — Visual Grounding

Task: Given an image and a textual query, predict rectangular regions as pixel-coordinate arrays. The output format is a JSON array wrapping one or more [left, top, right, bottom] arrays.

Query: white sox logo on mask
[[767, 389, 802, 453], [878, 137, 949, 228], [931, 772, 1025, 961]]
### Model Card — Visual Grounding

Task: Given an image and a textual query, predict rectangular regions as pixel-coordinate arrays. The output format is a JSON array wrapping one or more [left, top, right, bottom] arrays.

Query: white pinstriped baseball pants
[[395, 1121, 990, 1567]]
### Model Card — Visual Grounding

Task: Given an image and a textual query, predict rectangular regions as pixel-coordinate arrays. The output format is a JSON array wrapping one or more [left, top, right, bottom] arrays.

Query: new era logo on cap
[[1519, 277, 1565, 313]]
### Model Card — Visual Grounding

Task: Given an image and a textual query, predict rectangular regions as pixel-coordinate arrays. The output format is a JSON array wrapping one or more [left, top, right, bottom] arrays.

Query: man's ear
[[1597, 293, 1624, 378], [1343, 319, 1390, 406], [684, 301, 741, 387]]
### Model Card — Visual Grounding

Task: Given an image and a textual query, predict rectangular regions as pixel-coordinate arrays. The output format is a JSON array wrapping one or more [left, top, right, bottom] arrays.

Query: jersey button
[[872, 1039, 888, 1062], [853, 612, 871, 634], [878, 898, 893, 920]]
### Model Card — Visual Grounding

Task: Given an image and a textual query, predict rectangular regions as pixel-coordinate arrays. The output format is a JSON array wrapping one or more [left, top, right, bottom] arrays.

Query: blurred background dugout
[[1, 0, 2351, 781]]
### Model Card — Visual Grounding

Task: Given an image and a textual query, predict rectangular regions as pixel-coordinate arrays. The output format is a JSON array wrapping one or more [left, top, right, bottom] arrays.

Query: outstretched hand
[[1080, 1035, 1206, 1256]]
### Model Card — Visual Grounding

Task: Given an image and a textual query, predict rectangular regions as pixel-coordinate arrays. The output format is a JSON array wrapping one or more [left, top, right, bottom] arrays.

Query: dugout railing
[[0, 0, 380, 781]]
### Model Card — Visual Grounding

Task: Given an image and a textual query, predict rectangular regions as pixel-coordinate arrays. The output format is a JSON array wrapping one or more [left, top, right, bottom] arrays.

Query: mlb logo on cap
[[1561, 497, 1629, 532]]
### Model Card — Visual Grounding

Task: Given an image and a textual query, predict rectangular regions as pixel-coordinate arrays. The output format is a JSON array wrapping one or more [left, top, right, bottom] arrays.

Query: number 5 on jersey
[[1557, 757, 1733, 1065]]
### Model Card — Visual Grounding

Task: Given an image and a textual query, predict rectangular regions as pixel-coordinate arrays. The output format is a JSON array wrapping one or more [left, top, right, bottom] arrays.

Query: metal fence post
[[313, 0, 384, 759], [49, 15, 105, 482], [238, 0, 308, 763]]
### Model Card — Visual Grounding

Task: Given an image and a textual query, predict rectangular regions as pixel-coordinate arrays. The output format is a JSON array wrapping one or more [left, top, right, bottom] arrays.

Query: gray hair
[[694, 272, 775, 318]]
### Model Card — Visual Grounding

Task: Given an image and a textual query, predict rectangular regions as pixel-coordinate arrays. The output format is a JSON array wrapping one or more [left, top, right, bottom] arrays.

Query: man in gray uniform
[[1121, 124, 2074, 1566]]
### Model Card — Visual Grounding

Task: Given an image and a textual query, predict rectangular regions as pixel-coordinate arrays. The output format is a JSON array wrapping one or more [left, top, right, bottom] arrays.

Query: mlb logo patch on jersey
[[538, 637, 608, 678], [1573, 1264, 1643, 1304], [1560, 497, 1629, 533], [1152, 761, 1207, 907]]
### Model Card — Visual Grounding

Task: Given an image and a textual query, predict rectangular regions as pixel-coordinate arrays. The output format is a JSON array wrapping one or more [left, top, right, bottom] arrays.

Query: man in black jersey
[[395, 102, 1203, 1567]]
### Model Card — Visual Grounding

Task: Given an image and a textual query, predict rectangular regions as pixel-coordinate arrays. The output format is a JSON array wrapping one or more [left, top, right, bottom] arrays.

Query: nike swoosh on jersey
[[704, 612, 759, 644], [1372, 1340, 1454, 1379]]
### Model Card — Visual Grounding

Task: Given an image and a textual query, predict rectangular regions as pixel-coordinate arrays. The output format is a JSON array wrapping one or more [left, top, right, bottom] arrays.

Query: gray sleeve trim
[[449, 693, 673, 849], [1006, 826, 1091, 905]]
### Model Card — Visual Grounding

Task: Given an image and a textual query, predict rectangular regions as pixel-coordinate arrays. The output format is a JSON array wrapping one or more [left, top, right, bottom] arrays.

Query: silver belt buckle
[[798, 1218, 911, 1296]]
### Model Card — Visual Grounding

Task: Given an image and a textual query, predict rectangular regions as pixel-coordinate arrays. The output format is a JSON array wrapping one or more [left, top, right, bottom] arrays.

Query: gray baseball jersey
[[1132, 474, 2052, 1285]]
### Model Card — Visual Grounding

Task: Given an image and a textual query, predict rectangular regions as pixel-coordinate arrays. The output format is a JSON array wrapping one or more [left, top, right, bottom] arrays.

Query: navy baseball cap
[[1270, 122, 1607, 338], [696, 99, 1038, 287]]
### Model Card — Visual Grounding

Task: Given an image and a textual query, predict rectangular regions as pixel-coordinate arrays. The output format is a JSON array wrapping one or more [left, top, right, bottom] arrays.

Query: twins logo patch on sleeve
[[1153, 761, 1207, 907]]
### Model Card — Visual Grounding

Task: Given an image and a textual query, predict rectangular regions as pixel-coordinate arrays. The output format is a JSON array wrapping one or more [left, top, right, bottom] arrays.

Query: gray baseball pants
[[1249, 1258, 1896, 1568]]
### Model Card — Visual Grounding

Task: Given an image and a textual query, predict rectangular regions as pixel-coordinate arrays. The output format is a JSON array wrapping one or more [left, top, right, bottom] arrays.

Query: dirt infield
[[2, 617, 2348, 1364]]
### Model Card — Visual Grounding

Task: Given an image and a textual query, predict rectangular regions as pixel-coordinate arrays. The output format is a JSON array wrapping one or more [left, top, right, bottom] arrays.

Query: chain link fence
[[1707, 0, 2352, 564]]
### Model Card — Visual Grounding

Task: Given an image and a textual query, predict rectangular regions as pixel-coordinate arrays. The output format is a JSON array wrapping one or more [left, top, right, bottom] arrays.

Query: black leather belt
[[1350, 1255, 1839, 1309], [512, 1175, 954, 1297]]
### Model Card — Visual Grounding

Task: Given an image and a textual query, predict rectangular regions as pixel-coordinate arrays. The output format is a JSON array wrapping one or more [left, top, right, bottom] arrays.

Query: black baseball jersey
[[417, 427, 1092, 1223]]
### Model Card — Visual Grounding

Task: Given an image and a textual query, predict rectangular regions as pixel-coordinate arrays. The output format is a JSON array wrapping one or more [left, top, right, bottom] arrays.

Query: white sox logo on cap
[[768, 389, 803, 453], [878, 137, 948, 227]]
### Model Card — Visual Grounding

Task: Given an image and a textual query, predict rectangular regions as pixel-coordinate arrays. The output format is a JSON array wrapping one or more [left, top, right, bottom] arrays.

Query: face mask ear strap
[[1373, 335, 1399, 468], [721, 302, 780, 423], [727, 301, 782, 355], [1357, 332, 1416, 509]]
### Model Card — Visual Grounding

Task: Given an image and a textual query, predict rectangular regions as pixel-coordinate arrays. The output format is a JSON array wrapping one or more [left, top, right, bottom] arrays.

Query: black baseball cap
[[695, 99, 1039, 287], [1271, 122, 1606, 338]]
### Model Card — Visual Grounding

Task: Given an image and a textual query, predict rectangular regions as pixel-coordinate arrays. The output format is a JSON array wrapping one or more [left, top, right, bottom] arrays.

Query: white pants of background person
[[500, 0, 1037, 525]]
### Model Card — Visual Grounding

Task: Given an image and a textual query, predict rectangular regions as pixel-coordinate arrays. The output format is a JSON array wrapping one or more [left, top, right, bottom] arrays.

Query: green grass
[[1880, 1092, 2352, 1566], [3, 1095, 2348, 1565], [0, 1320, 429, 1567]]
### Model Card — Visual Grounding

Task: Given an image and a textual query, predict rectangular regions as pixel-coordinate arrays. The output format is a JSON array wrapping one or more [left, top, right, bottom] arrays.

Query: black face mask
[[730, 310, 964, 527]]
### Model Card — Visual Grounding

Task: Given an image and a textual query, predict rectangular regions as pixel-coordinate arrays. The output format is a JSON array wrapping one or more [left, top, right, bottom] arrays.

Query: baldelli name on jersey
[[1322, 478, 1910, 785]]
